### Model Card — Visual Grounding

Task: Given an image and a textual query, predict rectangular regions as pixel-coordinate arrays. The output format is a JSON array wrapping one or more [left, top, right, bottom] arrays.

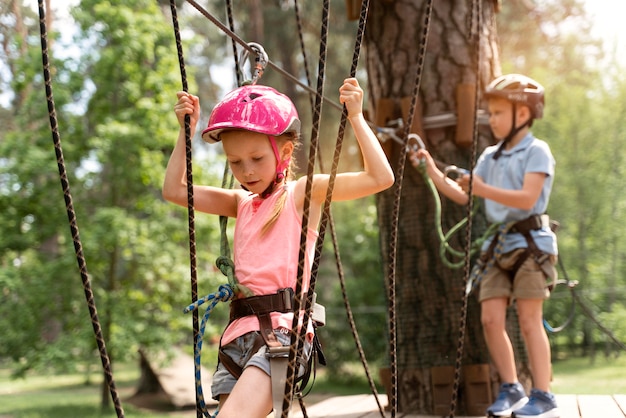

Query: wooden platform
[[291, 393, 626, 418]]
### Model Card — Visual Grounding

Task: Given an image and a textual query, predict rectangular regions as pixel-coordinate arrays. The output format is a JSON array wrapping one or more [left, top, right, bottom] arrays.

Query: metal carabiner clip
[[407, 133, 426, 153], [443, 165, 469, 181], [239, 42, 269, 85]]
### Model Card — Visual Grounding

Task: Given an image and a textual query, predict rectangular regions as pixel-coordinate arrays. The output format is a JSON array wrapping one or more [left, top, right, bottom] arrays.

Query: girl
[[163, 78, 394, 418]]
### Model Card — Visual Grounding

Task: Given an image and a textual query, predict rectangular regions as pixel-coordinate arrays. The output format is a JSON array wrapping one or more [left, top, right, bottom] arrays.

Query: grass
[[551, 354, 626, 394], [1, 356, 625, 417]]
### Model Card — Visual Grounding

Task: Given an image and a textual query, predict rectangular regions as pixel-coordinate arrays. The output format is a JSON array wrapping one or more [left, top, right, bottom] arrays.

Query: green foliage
[[316, 198, 388, 373], [497, 0, 626, 356], [2, 0, 626, 397]]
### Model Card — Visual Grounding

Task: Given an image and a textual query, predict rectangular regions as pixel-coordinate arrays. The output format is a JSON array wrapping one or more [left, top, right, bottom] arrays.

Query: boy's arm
[[412, 149, 470, 205], [465, 172, 546, 210]]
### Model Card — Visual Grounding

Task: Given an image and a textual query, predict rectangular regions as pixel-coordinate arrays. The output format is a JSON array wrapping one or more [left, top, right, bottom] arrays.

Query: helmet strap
[[259, 136, 290, 198], [493, 103, 530, 160]]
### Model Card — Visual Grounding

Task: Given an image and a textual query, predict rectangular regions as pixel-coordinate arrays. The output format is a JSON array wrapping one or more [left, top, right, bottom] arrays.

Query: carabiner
[[443, 165, 469, 181], [239, 42, 269, 85], [407, 133, 426, 153]]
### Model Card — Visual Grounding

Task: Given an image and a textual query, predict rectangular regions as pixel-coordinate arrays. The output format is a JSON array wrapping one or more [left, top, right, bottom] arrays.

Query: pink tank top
[[221, 181, 318, 346]]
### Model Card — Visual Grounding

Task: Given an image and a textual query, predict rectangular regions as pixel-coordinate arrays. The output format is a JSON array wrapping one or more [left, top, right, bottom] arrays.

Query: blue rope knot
[[216, 283, 235, 302]]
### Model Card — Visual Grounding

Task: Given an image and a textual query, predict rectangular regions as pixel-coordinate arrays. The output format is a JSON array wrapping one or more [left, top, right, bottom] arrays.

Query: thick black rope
[[168, 2, 201, 417], [225, 0, 242, 87], [282, 0, 331, 415], [37, 1, 124, 417], [291, 1, 382, 413], [384, 1, 433, 417], [447, 0, 483, 415], [299, 0, 386, 415]]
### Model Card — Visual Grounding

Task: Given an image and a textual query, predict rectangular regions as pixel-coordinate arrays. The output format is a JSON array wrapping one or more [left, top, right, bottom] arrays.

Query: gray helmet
[[484, 74, 545, 119]]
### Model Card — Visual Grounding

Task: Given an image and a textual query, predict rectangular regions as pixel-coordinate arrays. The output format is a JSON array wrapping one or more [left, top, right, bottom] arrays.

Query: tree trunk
[[365, 0, 531, 414]]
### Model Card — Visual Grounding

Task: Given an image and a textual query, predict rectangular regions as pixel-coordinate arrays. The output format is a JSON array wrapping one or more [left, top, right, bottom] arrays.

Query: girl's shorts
[[211, 328, 312, 400]]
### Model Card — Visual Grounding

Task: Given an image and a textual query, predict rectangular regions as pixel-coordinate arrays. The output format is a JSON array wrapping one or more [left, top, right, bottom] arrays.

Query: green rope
[[414, 160, 498, 269]]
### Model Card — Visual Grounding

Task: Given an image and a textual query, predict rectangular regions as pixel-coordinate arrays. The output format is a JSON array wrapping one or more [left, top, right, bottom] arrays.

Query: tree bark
[[365, 0, 531, 414]]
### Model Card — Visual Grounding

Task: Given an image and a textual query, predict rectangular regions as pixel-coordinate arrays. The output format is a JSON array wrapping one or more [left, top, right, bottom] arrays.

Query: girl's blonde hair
[[261, 133, 299, 235]]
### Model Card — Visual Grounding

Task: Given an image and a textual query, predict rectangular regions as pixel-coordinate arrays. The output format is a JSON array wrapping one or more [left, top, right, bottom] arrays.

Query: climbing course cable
[[184, 0, 343, 112], [299, 0, 387, 415], [384, 1, 433, 416], [281, 0, 331, 415], [287, 0, 384, 414], [37, 1, 124, 417], [167, 2, 204, 416], [447, 0, 483, 415]]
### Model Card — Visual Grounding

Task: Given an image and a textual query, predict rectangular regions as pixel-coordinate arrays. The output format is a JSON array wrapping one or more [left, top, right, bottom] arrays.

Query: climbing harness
[[37, 2, 125, 417]]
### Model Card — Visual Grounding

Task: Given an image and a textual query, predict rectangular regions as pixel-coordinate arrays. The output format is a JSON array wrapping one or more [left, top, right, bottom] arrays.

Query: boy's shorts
[[211, 328, 312, 400], [478, 248, 557, 303]]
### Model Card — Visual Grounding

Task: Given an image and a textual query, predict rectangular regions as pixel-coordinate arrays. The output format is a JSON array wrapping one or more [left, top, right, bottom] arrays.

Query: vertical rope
[[383, 1, 433, 416], [168, 2, 201, 417], [37, 1, 124, 416], [301, 0, 385, 414], [225, 0, 242, 87], [281, 0, 331, 415], [447, 0, 483, 414]]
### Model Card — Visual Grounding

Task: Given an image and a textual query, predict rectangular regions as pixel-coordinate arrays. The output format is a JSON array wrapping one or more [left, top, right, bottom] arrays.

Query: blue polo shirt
[[474, 133, 557, 255]]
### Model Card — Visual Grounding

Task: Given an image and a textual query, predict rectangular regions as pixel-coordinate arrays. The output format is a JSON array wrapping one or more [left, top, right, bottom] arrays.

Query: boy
[[411, 74, 559, 418]]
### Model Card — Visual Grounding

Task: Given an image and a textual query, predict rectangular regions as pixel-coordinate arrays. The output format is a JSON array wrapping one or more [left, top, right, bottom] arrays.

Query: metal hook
[[239, 42, 269, 85], [443, 165, 469, 181], [407, 133, 426, 153]]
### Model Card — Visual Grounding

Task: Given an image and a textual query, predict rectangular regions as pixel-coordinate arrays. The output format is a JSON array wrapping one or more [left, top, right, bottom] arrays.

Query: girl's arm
[[162, 92, 241, 218], [313, 78, 394, 203]]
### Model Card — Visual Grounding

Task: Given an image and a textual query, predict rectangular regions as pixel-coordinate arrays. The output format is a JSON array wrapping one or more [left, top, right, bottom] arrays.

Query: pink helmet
[[201, 84, 300, 143]]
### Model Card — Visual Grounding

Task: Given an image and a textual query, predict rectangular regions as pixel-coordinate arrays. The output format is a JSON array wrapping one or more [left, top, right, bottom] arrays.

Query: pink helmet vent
[[202, 84, 300, 143]]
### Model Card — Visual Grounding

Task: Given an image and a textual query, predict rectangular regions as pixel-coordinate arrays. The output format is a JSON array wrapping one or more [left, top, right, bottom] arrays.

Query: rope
[[168, 2, 202, 417], [547, 257, 626, 351], [282, 0, 331, 415], [414, 163, 497, 269], [300, 0, 386, 415], [287, 1, 383, 413], [184, 284, 236, 417], [225, 0, 243, 87], [183, 0, 344, 112], [381, 1, 433, 416], [37, 1, 124, 416]]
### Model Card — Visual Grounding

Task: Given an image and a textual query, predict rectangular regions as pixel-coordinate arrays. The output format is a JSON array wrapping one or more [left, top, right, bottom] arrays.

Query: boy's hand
[[410, 148, 435, 172]]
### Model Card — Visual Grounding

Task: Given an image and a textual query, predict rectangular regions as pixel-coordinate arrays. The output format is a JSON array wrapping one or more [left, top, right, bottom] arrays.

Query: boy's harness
[[472, 214, 557, 290]]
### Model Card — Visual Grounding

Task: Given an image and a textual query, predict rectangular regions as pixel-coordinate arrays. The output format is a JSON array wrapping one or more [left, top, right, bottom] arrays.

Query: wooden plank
[[612, 395, 626, 416], [554, 394, 580, 418], [291, 394, 626, 418], [577, 394, 625, 418], [291, 394, 387, 418]]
